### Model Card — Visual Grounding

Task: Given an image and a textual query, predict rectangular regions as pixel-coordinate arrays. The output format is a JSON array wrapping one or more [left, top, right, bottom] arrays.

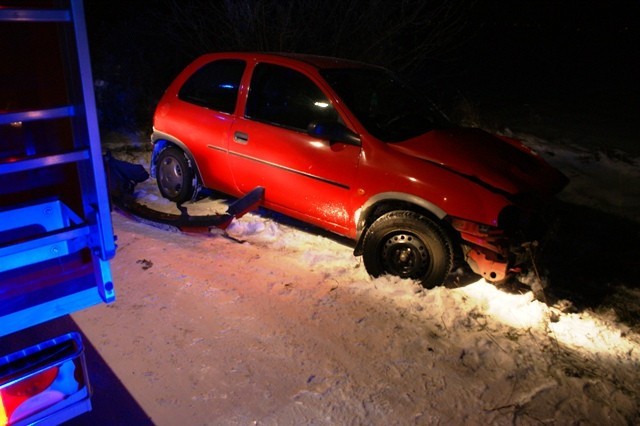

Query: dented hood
[[389, 127, 569, 196]]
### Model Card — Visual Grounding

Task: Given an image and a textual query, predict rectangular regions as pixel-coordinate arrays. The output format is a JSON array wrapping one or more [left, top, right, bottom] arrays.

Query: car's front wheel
[[156, 147, 195, 204], [362, 211, 453, 288]]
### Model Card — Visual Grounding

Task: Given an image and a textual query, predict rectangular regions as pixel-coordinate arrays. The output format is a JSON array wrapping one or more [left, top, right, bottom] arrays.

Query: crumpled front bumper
[[451, 208, 559, 283]]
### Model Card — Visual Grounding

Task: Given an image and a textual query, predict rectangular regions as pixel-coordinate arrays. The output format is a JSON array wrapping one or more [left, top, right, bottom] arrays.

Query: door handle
[[234, 131, 249, 145]]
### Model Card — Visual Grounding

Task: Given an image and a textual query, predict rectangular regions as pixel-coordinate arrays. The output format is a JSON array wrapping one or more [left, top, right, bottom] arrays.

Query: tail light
[[0, 333, 91, 426]]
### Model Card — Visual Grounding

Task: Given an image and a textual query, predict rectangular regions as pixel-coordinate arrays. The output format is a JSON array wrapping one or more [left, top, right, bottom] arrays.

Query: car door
[[229, 62, 360, 231]]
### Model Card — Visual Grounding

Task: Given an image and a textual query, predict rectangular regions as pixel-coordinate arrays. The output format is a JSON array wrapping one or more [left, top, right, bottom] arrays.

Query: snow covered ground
[[72, 127, 640, 425]]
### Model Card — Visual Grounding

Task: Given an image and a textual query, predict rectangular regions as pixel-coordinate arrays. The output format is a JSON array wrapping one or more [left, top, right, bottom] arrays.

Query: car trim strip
[[225, 149, 350, 190], [207, 144, 227, 153]]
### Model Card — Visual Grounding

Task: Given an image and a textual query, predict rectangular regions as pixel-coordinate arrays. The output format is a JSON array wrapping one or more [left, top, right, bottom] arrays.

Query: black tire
[[156, 147, 195, 204], [362, 211, 453, 288]]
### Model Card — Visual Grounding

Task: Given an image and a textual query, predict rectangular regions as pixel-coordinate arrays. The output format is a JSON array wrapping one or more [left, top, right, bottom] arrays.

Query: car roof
[[270, 52, 373, 70], [204, 51, 376, 71]]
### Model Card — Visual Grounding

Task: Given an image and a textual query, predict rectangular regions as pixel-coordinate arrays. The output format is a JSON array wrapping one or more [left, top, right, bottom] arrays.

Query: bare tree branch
[[159, 0, 477, 74]]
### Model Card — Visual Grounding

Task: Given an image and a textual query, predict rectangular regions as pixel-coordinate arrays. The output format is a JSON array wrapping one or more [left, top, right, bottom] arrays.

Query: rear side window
[[245, 63, 337, 131], [178, 59, 246, 113]]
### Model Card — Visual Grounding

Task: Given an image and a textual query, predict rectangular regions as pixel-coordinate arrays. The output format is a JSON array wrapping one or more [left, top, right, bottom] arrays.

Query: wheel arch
[[150, 131, 203, 185], [353, 192, 454, 256]]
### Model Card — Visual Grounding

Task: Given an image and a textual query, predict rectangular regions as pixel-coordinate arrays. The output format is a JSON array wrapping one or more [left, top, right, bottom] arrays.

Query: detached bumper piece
[[107, 155, 264, 232], [113, 186, 265, 232], [0, 332, 90, 426]]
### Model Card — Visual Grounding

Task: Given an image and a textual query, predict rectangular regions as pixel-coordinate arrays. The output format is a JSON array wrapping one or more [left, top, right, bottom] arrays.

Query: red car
[[150, 52, 567, 288]]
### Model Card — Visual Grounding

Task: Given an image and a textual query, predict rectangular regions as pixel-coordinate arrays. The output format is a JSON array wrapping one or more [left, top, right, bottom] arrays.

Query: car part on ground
[[106, 154, 264, 232]]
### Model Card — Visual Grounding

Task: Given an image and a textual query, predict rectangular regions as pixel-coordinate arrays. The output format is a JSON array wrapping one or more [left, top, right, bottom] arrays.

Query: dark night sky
[[456, 0, 639, 154], [86, 0, 639, 92], [85, 0, 639, 152], [455, 1, 638, 88]]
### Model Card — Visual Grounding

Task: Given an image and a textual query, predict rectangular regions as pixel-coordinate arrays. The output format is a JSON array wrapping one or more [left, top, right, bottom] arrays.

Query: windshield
[[320, 67, 450, 142]]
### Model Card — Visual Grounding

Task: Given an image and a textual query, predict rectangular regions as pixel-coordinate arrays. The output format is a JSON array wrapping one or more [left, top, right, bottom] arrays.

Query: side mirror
[[307, 121, 361, 146]]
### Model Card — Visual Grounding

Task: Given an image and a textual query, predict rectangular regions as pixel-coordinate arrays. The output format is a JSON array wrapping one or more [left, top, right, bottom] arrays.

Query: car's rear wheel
[[156, 147, 195, 204], [362, 211, 453, 288]]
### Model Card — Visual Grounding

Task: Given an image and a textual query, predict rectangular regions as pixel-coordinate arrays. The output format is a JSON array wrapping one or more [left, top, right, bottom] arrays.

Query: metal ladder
[[0, 0, 116, 336]]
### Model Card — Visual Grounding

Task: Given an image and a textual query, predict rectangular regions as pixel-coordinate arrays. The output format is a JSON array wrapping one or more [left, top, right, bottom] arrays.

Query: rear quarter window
[[178, 59, 246, 114]]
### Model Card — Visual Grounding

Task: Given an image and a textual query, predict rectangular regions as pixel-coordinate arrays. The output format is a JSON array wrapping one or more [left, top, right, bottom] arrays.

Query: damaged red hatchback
[[151, 52, 568, 288]]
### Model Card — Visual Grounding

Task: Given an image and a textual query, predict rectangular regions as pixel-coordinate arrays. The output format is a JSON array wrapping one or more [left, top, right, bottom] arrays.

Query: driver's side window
[[245, 63, 338, 132]]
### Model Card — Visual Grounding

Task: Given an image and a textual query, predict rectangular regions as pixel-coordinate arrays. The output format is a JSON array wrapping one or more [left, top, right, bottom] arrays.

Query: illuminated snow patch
[[459, 280, 548, 329], [549, 313, 639, 357]]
